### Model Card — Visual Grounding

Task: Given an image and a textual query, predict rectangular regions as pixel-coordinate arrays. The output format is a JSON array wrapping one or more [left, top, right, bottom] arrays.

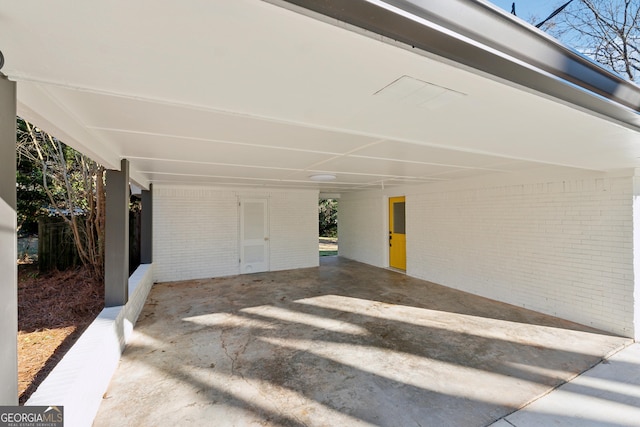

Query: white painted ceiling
[[3, 0, 640, 192]]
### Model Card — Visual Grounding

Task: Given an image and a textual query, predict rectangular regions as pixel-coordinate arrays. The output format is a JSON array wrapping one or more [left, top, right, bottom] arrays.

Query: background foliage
[[319, 199, 338, 237], [16, 117, 106, 278]]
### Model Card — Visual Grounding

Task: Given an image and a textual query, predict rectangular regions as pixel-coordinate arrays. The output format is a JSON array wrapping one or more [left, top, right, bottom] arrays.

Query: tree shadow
[[96, 257, 632, 426]]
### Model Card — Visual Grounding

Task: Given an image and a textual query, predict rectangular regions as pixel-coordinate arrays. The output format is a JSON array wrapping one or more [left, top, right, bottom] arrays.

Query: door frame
[[239, 197, 270, 274], [388, 195, 406, 271]]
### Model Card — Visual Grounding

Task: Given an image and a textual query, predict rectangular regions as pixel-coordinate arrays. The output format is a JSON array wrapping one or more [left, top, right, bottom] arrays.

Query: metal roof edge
[[278, 0, 640, 130]]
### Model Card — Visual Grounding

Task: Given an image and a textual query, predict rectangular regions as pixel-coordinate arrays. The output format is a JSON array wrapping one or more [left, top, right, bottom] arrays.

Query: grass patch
[[320, 250, 338, 257]]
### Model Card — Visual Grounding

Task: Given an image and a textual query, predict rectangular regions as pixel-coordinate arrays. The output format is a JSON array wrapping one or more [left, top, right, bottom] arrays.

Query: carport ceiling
[[3, 0, 640, 191]]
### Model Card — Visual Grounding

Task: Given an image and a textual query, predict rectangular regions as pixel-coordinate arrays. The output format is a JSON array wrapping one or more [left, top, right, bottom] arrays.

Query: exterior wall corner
[[632, 175, 640, 340]]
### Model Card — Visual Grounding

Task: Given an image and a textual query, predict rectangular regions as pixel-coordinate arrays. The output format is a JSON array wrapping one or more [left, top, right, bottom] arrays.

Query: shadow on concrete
[[94, 257, 632, 426]]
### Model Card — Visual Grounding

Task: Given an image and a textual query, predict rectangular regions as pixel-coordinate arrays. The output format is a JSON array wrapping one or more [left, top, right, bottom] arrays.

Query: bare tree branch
[[17, 118, 106, 278], [542, 0, 640, 81]]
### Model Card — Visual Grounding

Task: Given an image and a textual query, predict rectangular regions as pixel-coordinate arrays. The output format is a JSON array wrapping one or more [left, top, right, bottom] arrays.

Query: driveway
[[94, 257, 630, 426]]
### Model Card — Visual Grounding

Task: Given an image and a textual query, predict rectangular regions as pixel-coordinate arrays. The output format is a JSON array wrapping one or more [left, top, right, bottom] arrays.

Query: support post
[[105, 159, 129, 307], [140, 184, 152, 264], [0, 75, 17, 404]]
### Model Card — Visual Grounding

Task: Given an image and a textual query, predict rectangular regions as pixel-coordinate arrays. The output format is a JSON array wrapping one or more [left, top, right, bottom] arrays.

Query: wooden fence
[[38, 210, 142, 273], [129, 210, 141, 274], [38, 216, 82, 272]]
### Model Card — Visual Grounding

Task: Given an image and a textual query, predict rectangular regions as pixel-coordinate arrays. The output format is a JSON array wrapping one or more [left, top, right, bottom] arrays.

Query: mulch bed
[[18, 264, 104, 404]]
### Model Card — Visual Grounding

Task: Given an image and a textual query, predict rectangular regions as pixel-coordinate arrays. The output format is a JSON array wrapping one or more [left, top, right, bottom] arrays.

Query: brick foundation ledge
[[26, 263, 154, 427]]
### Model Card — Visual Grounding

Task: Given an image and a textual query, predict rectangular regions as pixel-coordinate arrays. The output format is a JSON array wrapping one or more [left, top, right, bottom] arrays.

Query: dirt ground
[[17, 264, 104, 404]]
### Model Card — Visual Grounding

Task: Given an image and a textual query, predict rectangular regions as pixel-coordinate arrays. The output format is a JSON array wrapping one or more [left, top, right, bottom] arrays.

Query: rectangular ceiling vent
[[374, 75, 466, 110]]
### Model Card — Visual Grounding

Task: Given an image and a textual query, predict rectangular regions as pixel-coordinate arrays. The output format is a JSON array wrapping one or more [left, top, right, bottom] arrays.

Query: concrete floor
[[94, 257, 631, 427], [491, 343, 640, 427]]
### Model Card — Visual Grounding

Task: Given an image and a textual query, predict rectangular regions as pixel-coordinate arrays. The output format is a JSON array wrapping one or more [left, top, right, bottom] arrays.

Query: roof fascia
[[277, 0, 640, 130]]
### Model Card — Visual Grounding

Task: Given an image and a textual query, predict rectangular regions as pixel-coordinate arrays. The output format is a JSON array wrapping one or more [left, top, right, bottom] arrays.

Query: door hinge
[[239, 258, 241, 263]]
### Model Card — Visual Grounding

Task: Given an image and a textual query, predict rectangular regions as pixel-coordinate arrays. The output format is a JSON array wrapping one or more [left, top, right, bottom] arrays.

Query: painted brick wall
[[339, 172, 636, 337], [153, 185, 318, 282], [269, 191, 319, 272], [154, 186, 239, 282], [339, 195, 385, 266], [634, 176, 640, 341]]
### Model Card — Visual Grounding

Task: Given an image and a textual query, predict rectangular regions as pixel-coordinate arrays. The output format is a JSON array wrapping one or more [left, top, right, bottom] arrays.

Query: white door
[[240, 198, 269, 274]]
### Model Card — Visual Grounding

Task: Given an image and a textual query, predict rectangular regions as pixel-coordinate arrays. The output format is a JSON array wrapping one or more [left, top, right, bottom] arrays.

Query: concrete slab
[[94, 257, 631, 427], [498, 343, 640, 427]]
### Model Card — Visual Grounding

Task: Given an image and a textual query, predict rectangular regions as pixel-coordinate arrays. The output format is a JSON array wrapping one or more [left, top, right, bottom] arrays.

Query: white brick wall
[[338, 195, 385, 266], [154, 186, 239, 282], [632, 176, 640, 341], [339, 171, 637, 337], [153, 185, 318, 282], [269, 191, 319, 272]]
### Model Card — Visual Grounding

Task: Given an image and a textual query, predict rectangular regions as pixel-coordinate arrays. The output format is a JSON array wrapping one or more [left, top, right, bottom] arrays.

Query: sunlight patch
[[257, 336, 539, 406], [202, 369, 379, 427], [240, 305, 369, 336], [183, 312, 277, 330], [293, 294, 612, 355]]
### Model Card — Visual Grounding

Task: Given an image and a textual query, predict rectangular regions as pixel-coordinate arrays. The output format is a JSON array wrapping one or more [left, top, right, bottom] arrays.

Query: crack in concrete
[[220, 321, 301, 425], [220, 328, 239, 375], [221, 329, 308, 427]]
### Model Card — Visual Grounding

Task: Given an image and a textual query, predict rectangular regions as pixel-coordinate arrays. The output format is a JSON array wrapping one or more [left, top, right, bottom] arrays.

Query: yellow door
[[389, 196, 406, 270]]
